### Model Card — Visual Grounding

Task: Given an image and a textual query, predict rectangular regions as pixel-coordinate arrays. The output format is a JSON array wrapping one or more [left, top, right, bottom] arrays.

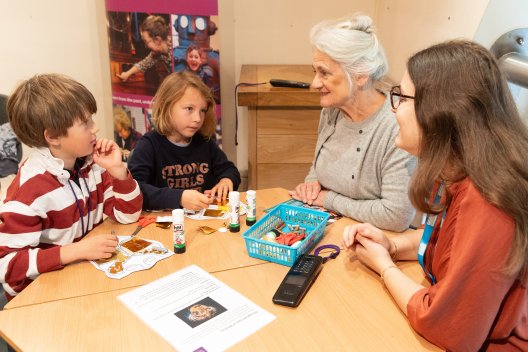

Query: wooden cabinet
[[237, 65, 321, 190]]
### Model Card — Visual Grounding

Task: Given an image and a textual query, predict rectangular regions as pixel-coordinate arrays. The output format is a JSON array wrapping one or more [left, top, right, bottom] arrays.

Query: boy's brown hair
[[152, 71, 216, 139], [7, 74, 97, 148]]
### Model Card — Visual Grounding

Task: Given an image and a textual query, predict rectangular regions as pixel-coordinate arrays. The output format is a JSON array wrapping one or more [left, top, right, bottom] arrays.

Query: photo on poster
[[113, 104, 151, 160], [105, 1, 222, 147], [107, 12, 173, 97], [171, 14, 222, 145], [174, 296, 227, 328], [172, 14, 220, 105]]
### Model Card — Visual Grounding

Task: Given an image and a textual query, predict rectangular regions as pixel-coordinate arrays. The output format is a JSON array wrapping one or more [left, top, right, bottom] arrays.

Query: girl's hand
[[116, 72, 131, 82], [93, 139, 127, 180], [343, 223, 393, 274], [181, 190, 212, 211], [289, 181, 321, 205], [208, 178, 233, 203]]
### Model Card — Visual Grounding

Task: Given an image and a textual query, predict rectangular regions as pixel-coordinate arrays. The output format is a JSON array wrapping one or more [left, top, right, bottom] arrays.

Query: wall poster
[[105, 0, 221, 159]]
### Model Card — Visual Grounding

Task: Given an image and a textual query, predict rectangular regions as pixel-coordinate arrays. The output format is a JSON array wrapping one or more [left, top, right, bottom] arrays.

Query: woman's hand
[[310, 189, 328, 207], [93, 138, 127, 180], [207, 178, 233, 203], [289, 181, 322, 205], [181, 190, 212, 211], [343, 223, 394, 274]]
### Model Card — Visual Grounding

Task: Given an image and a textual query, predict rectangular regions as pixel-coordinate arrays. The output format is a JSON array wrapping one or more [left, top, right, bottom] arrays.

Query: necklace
[[67, 164, 91, 237], [418, 182, 446, 285]]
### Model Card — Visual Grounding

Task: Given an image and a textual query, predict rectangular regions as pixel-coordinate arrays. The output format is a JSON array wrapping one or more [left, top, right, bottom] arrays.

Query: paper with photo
[[118, 265, 275, 352]]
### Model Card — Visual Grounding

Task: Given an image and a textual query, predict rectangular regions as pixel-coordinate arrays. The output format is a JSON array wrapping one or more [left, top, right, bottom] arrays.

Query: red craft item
[[129, 215, 156, 237], [276, 232, 306, 246]]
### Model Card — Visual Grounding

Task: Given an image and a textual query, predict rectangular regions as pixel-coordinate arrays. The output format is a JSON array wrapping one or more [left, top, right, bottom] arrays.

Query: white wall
[[375, 0, 489, 83], [0, 1, 112, 139], [473, 0, 528, 124]]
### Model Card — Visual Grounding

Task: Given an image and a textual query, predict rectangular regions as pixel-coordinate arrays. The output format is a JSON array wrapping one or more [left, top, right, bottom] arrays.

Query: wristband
[[314, 244, 340, 264]]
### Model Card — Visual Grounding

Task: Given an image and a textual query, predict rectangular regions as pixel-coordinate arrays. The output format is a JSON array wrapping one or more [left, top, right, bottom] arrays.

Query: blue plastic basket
[[242, 204, 330, 266]]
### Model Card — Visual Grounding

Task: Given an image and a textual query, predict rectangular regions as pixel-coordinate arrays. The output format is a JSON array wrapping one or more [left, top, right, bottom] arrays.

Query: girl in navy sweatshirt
[[128, 71, 240, 211]]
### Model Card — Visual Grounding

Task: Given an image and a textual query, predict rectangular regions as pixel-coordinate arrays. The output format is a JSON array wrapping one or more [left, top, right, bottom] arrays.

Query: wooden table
[[237, 65, 321, 190], [0, 189, 441, 351], [4, 189, 289, 310]]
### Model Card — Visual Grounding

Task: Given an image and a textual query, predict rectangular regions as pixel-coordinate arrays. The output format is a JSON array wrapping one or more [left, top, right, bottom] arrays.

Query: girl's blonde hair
[[152, 71, 216, 139]]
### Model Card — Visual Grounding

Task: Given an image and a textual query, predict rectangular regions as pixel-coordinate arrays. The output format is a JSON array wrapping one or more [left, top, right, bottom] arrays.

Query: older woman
[[291, 15, 416, 232]]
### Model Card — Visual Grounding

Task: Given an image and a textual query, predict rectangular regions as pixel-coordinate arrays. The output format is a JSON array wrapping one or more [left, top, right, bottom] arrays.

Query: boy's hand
[[60, 233, 118, 265], [181, 190, 212, 211], [207, 178, 233, 203], [93, 138, 127, 180]]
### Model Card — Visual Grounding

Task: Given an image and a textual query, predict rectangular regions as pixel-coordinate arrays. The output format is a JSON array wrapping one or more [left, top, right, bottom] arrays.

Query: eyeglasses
[[390, 85, 415, 109]]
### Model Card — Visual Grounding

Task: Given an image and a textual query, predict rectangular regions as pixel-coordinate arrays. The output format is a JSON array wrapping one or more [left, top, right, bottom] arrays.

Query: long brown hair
[[407, 40, 528, 280], [151, 71, 216, 139]]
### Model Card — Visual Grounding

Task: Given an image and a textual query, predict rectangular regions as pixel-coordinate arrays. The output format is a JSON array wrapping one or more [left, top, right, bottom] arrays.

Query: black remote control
[[269, 79, 310, 89], [272, 254, 323, 307]]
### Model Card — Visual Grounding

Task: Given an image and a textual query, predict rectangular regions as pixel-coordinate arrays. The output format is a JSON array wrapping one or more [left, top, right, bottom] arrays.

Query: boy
[[0, 74, 143, 300]]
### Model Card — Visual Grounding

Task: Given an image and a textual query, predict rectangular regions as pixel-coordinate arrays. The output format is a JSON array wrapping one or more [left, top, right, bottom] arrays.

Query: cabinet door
[[257, 163, 312, 190], [257, 109, 320, 135], [257, 135, 317, 163]]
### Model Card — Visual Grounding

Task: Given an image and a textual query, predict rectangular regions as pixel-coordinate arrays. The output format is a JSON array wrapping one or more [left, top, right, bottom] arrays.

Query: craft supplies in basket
[[242, 204, 330, 266]]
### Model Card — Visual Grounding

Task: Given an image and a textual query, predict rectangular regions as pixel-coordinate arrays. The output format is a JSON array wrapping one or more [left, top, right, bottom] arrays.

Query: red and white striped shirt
[[0, 148, 142, 299]]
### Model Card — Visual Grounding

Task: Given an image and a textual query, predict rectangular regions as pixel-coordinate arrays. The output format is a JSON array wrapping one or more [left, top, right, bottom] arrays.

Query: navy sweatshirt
[[128, 130, 241, 210]]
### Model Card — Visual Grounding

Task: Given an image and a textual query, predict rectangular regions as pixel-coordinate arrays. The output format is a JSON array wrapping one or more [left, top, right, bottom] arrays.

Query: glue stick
[[172, 209, 186, 253], [246, 190, 256, 226], [229, 191, 240, 233]]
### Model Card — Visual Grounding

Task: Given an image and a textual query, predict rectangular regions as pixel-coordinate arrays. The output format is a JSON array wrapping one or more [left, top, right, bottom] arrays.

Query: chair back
[[0, 93, 23, 175], [0, 94, 8, 125]]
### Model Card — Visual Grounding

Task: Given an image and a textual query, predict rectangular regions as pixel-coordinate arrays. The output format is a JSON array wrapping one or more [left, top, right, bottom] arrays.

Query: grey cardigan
[[305, 97, 416, 232]]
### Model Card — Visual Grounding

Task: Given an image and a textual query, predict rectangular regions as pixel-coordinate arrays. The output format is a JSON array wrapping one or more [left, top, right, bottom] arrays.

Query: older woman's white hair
[[310, 14, 388, 88]]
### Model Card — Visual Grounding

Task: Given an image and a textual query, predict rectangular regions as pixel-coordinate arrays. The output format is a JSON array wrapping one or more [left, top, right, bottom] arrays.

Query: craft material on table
[[184, 203, 246, 220], [90, 236, 173, 279], [264, 198, 342, 223]]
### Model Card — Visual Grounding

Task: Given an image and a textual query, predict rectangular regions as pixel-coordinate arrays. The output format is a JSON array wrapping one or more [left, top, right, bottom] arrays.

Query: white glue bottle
[[246, 190, 257, 226], [172, 209, 186, 253], [229, 191, 240, 233]]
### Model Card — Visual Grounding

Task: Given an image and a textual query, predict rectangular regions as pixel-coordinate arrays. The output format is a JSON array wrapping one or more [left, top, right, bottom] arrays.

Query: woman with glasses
[[290, 14, 416, 232], [343, 40, 528, 351]]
